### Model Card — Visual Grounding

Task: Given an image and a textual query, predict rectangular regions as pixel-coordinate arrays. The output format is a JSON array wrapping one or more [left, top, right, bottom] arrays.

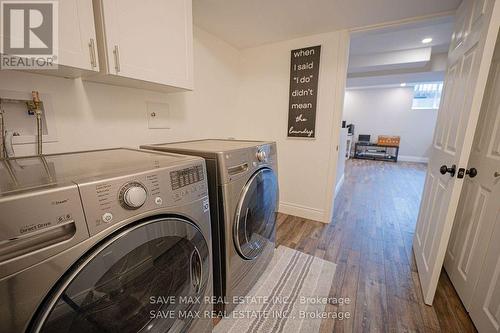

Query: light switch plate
[[147, 102, 170, 129]]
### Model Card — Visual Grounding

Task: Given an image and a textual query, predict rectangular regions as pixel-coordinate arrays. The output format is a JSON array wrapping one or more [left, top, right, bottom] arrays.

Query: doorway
[[332, 0, 500, 331], [337, 15, 450, 238], [333, 13, 480, 331]]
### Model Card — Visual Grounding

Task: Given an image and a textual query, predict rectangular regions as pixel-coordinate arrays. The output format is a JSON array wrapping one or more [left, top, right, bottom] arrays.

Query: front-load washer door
[[30, 217, 209, 333], [234, 168, 278, 260]]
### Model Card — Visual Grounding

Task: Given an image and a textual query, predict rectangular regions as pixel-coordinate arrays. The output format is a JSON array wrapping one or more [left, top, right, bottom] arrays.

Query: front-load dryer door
[[30, 217, 209, 333], [234, 168, 278, 260]]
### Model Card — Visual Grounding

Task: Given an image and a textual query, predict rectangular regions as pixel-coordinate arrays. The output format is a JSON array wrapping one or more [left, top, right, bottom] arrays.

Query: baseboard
[[335, 174, 344, 198], [398, 155, 429, 163], [278, 202, 326, 223]]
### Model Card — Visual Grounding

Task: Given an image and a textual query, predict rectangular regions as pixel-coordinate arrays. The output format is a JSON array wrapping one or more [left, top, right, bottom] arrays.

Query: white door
[[445, 37, 500, 310], [413, 0, 500, 305], [469, 188, 500, 332], [58, 0, 99, 71], [462, 37, 500, 333], [100, 0, 193, 89]]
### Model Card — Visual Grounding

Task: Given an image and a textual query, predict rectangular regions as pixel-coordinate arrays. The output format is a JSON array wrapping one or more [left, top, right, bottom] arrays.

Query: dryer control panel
[[78, 161, 209, 236], [220, 142, 277, 184]]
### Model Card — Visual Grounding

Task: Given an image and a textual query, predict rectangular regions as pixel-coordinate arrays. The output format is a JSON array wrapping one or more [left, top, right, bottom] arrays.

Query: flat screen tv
[[358, 134, 371, 142]]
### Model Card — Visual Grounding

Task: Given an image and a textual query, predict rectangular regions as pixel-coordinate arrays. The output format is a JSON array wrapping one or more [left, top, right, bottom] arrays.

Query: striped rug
[[214, 246, 337, 333]]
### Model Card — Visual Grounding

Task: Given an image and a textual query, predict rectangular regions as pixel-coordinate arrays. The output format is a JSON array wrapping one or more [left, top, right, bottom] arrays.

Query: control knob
[[119, 182, 147, 209], [256, 150, 267, 162]]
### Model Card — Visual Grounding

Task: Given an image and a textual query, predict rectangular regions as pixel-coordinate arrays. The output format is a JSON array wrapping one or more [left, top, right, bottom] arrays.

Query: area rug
[[214, 246, 337, 333]]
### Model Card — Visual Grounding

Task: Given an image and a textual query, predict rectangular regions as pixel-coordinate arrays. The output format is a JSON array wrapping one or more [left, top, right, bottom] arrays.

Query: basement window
[[412, 82, 443, 110]]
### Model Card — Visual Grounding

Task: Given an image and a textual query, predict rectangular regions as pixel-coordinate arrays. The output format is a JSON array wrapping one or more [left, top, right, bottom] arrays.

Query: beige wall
[[1, 27, 349, 223], [0, 27, 241, 156], [235, 31, 348, 222], [343, 87, 438, 162]]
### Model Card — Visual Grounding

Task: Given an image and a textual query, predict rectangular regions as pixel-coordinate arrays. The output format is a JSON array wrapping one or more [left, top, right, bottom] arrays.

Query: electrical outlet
[[147, 102, 170, 129]]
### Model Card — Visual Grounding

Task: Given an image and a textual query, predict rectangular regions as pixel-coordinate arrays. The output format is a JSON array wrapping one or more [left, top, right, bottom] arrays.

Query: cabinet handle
[[88, 38, 97, 68], [113, 45, 120, 73]]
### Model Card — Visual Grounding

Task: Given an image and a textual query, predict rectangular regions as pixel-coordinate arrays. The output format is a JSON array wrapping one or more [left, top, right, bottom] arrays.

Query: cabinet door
[[101, 0, 193, 89], [58, 0, 99, 71]]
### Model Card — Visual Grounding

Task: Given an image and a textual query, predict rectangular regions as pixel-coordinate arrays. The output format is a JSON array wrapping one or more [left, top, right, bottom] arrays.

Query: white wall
[[0, 27, 241, 156], [343, 87, 438, 162], [235, 31, 348, 222], [1, 26, 349, 224]]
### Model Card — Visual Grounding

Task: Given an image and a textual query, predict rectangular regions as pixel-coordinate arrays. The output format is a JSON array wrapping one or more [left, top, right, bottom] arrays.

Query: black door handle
[[440, 164, 456, 177], [467, 168, 478, 178], [458, 167, 478, 179]]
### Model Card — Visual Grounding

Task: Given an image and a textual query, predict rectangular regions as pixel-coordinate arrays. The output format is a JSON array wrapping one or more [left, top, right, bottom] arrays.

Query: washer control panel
[[78, 161, 208, 236], [170, 165, 206, 201], [170, 164, 204, 190]]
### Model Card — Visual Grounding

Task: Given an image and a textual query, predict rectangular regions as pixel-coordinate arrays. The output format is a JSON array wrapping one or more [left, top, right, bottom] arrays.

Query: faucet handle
[[30, 91, 43, 115], [32, 91, 40, 103]]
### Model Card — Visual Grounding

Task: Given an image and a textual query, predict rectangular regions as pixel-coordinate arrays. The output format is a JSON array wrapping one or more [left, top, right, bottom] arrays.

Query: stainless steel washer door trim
[[233, 167, 276, 260], [29, 216, 208, 332]]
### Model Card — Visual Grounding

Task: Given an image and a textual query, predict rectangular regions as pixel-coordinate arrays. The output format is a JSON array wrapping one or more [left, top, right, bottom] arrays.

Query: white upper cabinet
[[16, 0, 99, 77], [91, 0, 194, 91], [57, 0, 99, 74]]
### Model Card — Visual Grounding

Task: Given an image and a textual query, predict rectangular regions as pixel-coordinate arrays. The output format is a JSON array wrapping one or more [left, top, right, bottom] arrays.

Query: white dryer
[[0, 148, 212, 333], [141, 140, 279, 314]]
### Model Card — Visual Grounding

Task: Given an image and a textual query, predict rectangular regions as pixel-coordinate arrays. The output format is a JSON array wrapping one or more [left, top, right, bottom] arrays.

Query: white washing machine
[[141, 140, 279, 313], [0, 148, 212, 333]]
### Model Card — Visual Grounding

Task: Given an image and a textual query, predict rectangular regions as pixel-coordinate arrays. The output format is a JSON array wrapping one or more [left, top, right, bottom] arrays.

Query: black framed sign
[[287, 45, 321, 138]]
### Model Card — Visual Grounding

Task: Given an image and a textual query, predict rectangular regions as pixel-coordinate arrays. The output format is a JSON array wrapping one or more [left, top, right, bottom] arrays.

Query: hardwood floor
[[276, 159, 477, 333]]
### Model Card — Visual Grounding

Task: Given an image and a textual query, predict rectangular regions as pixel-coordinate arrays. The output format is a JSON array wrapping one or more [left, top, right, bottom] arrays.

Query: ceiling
[[192, 0, 461, 49], [347, 16, 454, 88], [349, 16, 455, 56]]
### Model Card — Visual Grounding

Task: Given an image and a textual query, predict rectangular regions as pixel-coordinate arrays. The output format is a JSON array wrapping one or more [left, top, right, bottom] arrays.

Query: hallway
[[276, 159, 476, 332]]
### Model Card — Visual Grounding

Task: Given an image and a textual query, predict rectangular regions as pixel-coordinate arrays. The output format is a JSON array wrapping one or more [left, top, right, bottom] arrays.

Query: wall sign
[[287, 45, 321, 138]]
